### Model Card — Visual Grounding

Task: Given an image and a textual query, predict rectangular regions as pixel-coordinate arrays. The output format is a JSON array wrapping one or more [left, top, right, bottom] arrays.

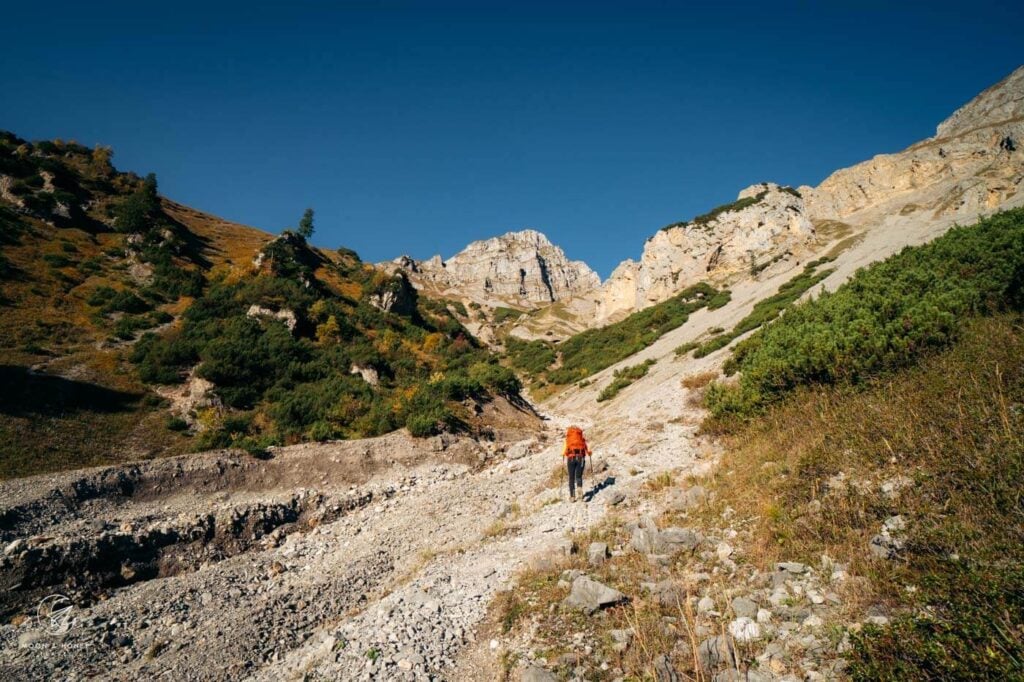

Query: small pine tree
[[297, 208, 314, 240], [114, 172, 161, 233]]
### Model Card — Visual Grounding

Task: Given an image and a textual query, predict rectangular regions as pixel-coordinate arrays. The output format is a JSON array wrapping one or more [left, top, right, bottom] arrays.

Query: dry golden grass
[[699, 315, 1024, 677], [162, 199, 272, 271], [645, 471, 674, 492], [681, 370, 718, 390]]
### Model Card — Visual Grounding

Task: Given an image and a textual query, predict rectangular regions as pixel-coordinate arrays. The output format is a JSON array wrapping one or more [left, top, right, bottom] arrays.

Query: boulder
[[728, 617, 762, 643], [564, 575, 628, 615], [520, 666, 558, 682], [698, 635, 735, 672], [731, 596, 758, 619], [609, 628, 632, 652], [653, 654, 680, 682], [368, 271, 417, 316], [641, 580, 685, 608], [869, 515, 907, 559], [630, 525, 661, 555], [505, 440, 535, 460], [246, 305, 298, 332], [772, 561, 809, 587], [587, 542, 609, 567], [659, 527, 702, 552], [667, 485, 707, 511], [604, 489, 627, 506], [349, 364, 380, 386]]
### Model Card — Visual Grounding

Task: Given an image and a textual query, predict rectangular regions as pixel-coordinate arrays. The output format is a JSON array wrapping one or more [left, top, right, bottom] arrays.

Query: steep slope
[[804, 65, 1024, 221]]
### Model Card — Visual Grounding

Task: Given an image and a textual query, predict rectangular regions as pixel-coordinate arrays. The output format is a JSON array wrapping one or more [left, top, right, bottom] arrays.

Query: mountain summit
[[388, 228, 600, 306]]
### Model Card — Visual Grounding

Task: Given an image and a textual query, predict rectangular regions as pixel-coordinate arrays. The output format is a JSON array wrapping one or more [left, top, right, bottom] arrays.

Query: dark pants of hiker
[[567, 457, 585, 498]]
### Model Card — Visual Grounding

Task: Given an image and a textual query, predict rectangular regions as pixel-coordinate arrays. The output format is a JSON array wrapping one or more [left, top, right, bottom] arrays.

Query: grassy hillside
[[705, 315, 1024, 679], [0, 132, 519, 478], [131, 235, 520, 450]]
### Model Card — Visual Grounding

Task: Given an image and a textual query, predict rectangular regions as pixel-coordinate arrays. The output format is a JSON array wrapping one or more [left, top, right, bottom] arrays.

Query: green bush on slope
[[708, 209, 1024, 418], [692, 257, 834, 359], [131, 253, 520, 445], [596, 359, 656, 402], [545, 282, 728, 385]]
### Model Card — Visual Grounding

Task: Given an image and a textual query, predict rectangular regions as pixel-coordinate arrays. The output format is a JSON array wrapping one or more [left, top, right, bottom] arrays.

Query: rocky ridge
[[583, 182, 816, 323], [802, 66, 1024, 222], [549, 65, 1024, 330]]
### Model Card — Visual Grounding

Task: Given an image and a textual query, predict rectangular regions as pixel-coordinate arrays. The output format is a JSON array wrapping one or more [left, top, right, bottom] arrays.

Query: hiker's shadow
[[584, 476, 616, 502]]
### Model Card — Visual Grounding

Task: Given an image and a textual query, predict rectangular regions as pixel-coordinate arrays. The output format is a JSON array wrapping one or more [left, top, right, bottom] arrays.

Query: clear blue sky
[[3, 1, 1021, 278]]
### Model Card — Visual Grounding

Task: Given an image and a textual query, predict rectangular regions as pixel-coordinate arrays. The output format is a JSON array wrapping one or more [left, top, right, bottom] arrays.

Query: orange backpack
[[564, 426, 588, 458]]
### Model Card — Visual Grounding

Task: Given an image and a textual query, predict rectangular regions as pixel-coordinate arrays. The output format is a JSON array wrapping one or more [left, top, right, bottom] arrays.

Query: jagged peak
[[458, 228, 554, 254]]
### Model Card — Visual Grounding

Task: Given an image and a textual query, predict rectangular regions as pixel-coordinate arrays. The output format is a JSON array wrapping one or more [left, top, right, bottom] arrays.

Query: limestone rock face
[[592, 183, 815, 322], [389, 229, 600, 306], [367, 271, 417, 316], [246, 305, 298, 332], [803, 66, 1024, 222]]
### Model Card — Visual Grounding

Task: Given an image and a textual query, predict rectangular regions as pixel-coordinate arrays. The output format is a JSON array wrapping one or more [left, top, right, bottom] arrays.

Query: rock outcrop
[[389, 229, 599, 307], [367, 271, 417, 316], [802, 66, 1024, 222], [246, 305, 298, 332], [589, 183, 815, 322]]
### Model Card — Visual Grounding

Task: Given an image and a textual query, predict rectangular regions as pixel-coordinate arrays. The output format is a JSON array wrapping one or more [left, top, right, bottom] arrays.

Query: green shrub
[[674, 341, 699, 357], [42, 253, 72, 268], [503, 337, 557, 375], [166, 416, 189, 431], [549, 282, 725, 384], [78, 257, 102, 275], [148, 255, 206, 298], [469, 361, 521, 396], [405, 397, 458, 437], [493, 306, 524, 325], [114, 173, 160, 233], [114, 315, 149, 340], [596, 359, 656, 402], [661, 190, 767, 232], [709, 209, 1024, 418], [131, 333, 195, 384], [694, 260, 834, 359], [706, 290, 732, 309], [88, 286, 153, 315]]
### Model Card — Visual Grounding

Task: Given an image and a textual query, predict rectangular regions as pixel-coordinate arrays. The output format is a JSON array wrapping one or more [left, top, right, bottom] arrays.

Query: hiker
[[563, 425, 591, 502]]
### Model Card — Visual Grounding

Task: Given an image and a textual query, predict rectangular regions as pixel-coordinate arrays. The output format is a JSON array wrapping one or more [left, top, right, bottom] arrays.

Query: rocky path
[[0, 405, 706, 680], [256, 411, 705, 681]]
